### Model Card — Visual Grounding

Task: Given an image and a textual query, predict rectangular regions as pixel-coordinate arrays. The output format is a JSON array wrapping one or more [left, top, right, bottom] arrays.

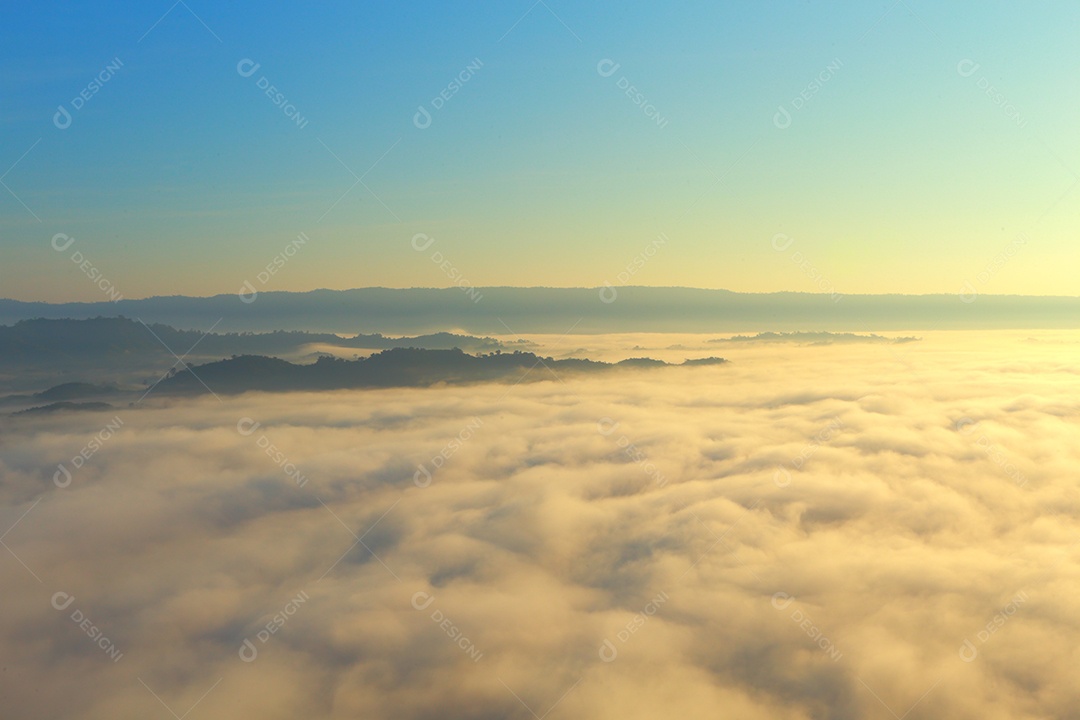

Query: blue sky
[[1, 1, 1077, 300]]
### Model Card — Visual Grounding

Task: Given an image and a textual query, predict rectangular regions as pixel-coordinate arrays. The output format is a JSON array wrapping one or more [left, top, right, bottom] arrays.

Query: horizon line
[[5, 285, 1080, 304]]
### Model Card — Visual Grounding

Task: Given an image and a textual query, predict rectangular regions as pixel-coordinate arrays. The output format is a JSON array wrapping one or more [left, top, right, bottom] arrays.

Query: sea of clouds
[[2, 331, 1079, 719]]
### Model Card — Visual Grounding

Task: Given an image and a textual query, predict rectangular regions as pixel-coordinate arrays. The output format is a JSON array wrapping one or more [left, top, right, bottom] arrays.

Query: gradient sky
[[1, 1, 1077, 302]]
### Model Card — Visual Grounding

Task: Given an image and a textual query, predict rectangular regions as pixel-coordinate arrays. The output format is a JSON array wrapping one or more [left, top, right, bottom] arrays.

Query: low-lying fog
[[2, 330, 1079, 719]]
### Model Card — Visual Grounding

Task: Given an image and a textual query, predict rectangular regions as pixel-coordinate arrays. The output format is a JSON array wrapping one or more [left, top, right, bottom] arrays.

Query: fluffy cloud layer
[[2, 331, 1080, 719]]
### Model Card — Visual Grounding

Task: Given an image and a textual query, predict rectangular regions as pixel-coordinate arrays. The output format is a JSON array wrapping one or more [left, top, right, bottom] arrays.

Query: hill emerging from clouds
[[152, 349, 728, 396], [709, 331, 920, 345], [0, 317, 520, 396]]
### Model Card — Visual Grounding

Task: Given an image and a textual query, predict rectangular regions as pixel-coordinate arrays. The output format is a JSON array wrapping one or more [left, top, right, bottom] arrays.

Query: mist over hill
[[0, 317, 510, 369], [0, 316, 727, 407], [0, 317, 515, 395], [3, 287, 1079, 334], [153, 349, 727, 396], [0, 347, 727, 412]]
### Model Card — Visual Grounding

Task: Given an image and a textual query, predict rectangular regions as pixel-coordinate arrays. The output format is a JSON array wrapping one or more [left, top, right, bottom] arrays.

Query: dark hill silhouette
[[152, 349, 728, 396], [36, 382, 121, 401], [14, 401, 114, 415], [708, 331, 919, 345], [0, 382, 121, 407], [680, 357, 734, 366]]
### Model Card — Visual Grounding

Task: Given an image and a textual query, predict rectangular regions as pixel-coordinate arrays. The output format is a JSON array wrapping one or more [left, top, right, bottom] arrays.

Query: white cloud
[[1, 331, 1079, 718]]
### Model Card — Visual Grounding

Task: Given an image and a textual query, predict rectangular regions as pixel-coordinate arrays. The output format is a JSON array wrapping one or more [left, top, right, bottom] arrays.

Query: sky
[[1, 1, 1077, 301]]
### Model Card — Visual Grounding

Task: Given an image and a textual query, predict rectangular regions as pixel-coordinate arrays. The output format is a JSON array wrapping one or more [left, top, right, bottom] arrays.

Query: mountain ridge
[[2, 287, 1076, 334]]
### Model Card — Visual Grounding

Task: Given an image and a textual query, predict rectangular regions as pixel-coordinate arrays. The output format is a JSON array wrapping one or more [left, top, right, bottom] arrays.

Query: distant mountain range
[[3, 287, 1079, 333]]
